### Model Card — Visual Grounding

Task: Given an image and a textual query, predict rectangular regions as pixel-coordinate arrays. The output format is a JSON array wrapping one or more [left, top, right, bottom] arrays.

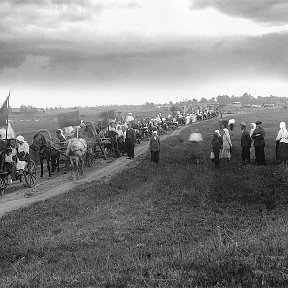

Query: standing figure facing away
[[212, 130, 223, 169], [275, 122, 288, 164], [220, 128, 232, 161], [251, 121, 266, 165], [150, 130, 160, 163], [240, 122, 252, 165], [125, 122, 136, 159]]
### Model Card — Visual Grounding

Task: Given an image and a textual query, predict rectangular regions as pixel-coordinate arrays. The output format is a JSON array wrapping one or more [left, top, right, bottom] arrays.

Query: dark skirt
[[151, 151, 159, 163], [276, 140, 280, 159], [277, 142, 288, 161]]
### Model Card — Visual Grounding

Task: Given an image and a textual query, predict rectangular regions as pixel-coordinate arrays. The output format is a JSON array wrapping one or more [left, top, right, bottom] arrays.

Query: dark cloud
[[0, 41, 27, 71], [192, 0, 288, 24], [3, 32, 286, 87]]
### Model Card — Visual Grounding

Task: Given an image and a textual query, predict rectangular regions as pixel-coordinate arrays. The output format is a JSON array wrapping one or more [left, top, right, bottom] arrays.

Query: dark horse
[[31, 132, 60, 177]]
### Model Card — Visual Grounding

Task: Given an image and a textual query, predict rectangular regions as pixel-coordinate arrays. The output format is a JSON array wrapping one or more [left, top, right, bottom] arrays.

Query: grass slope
[[1, 110, 288, 288]]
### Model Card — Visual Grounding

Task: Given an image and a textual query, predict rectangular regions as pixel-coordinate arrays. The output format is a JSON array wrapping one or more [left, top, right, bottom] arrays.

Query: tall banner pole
[[5, 91, 10, 140]]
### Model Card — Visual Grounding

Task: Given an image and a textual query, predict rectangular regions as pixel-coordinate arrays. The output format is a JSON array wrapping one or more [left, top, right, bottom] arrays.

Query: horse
[[31, 131, 60, 178], [65, 138, 87, 180]]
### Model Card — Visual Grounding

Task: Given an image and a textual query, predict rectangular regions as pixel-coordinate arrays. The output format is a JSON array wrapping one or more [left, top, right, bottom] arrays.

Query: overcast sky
[[1, 0, 288, 108]]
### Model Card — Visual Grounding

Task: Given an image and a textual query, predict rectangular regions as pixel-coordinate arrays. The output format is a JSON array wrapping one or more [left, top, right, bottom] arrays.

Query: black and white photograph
[[0, 0, 288, 287]]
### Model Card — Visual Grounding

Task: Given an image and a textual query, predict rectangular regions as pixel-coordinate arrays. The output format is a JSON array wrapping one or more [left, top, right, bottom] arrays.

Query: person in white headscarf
[[276, 122, 288, 164], [150, 130, 160, 163], [220, 128, 232, 160], [16, 135, 29, 155], [16, 135, 30, 171], [215, 130, 221, 137]]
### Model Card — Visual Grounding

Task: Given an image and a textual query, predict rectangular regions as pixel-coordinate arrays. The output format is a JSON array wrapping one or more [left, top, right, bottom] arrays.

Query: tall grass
[[1, 110, 288, 287]]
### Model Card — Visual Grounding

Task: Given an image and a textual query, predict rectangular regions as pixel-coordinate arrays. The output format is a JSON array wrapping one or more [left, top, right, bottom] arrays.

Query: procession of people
[[0, 106, 286, 187]]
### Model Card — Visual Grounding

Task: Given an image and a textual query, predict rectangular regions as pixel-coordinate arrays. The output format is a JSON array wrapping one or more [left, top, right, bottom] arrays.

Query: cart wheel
[[87, 154, 94, 167], [24, 160, 37, 188], [0, 177, 8, 197]]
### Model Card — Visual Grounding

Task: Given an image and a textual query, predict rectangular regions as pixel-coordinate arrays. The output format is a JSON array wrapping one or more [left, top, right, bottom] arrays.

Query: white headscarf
[[16, 135, 25, 142], [276, 122, 288, 142], [250, 123, 256, 136], [279, 122, 287, 132], [215, 130, 221, 137]]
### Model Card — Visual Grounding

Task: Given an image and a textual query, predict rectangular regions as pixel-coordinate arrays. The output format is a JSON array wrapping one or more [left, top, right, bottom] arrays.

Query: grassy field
[[1, 109, 288, 287]]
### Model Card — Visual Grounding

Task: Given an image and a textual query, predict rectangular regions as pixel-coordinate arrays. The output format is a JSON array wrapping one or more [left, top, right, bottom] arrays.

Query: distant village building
[[232, 102, 242, 107], [10, 108, 21, 115], [206, 102, 220, 110], [156, 105, 172, 111], [196, 102, 220, 111], [262, 104, 275, 107]]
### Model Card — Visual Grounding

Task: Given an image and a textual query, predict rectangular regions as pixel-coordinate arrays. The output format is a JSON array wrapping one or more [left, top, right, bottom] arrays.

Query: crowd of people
[[0, 108, 220, 185], [0, 134, 30, 183], [52, 109, 219, 162], [210, 118, 288, 169]]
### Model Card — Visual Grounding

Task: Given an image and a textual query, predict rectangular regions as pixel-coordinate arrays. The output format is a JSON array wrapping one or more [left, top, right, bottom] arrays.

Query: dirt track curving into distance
[[0, 124, 196, 218]]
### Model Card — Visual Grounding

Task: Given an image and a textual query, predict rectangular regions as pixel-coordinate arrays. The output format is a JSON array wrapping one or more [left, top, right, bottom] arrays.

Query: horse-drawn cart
[[31, 127, 108, 175], [0, 158, 37, 197]]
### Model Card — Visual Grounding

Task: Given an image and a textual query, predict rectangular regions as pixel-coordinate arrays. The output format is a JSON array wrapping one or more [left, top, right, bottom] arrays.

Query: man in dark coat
[[150, 130, 160, 163], [125, 122, 136, 159], [251, 120, 266, 165], [240, 122, 252, 165]]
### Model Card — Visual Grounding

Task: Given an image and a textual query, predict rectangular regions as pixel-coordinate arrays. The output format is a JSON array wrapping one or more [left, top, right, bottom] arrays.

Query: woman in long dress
[[275, 122, 288, 164], [220, 128, 232, 160]]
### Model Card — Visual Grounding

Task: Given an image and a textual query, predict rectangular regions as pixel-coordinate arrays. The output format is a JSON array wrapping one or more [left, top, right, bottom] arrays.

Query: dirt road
[[0, 125, 190, 218]]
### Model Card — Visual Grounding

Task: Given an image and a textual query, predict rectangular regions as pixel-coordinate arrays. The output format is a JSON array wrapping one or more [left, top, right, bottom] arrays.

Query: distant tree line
[[170, 93, 287, 107], [20, 105, 39, 115], [18, 94, 287, 113]]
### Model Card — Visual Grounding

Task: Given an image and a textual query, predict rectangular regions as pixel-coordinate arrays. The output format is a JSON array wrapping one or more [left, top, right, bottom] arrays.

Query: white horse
[[65, 138, 87, 180]]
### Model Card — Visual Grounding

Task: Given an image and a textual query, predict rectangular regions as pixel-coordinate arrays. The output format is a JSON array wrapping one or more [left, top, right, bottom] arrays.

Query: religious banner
[[0, 95, 9, 127]]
